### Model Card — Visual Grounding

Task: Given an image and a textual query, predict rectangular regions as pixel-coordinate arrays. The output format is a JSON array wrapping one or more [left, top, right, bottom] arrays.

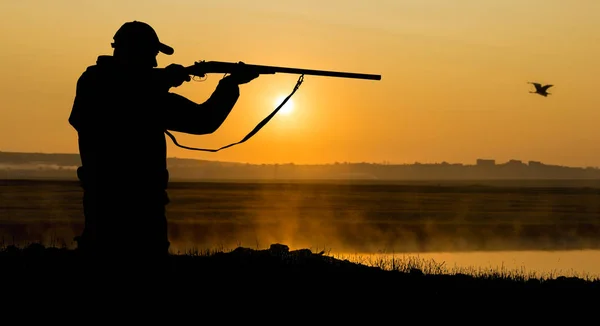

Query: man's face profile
[[114, 45, 160, 69]]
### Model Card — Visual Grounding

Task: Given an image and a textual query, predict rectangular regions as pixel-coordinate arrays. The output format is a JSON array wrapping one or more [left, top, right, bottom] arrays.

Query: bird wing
[[528, 82, 542, 89], [542, 84, 553, 90]]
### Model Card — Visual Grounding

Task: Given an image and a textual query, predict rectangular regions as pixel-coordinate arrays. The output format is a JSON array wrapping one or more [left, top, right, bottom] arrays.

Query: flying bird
[[528, 82, 553, 97]]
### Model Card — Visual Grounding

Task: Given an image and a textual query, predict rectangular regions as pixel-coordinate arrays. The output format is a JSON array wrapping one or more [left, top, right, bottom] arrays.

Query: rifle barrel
[[188, 61, 382, 81], [254, 64, 382, 81]]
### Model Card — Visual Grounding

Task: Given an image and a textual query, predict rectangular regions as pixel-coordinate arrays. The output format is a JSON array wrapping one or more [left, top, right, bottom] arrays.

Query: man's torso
[[69, 56, 171, 204]]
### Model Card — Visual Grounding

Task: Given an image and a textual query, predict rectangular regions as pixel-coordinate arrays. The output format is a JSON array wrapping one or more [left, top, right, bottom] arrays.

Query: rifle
[[185, 60, 382, 81], [165, 60, 382, 153]]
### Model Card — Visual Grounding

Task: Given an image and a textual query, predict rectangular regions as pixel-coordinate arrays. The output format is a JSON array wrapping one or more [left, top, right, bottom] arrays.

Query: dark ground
[[2, 242, 598, 300]]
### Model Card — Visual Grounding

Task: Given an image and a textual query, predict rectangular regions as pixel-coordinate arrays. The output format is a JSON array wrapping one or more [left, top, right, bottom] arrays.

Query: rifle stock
[[185, 60, 382, 81]]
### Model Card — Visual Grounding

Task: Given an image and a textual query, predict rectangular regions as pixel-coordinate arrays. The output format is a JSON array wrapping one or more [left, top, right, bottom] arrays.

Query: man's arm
[[163, 78, 240, 135]]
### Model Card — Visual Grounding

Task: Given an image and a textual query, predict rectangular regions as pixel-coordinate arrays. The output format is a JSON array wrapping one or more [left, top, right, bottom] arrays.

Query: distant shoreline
[[4, 177, 600, 189], [4, 151, 600, 183]]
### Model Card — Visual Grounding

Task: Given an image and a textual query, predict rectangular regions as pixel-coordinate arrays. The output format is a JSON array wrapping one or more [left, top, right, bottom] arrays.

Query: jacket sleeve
[[162, 78, 240, 135]]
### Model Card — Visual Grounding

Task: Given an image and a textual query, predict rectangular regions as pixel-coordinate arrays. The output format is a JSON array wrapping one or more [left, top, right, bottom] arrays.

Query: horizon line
[[1, 150, 599, 169]]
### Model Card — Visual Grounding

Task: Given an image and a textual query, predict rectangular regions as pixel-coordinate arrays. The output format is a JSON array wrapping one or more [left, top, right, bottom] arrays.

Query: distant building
[[476, 159, 495, 166], [528, 160, 544, 167], [507, 159, 524, 165], [502, 159, 526, 167]]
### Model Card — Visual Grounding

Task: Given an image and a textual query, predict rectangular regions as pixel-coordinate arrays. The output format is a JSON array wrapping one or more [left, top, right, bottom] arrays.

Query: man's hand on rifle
[[224, 61, 260, 85], [165, 64, 192, 88]]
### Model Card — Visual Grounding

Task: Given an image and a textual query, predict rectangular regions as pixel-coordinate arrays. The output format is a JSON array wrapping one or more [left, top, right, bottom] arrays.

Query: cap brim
[[158, 42, 174, 55]]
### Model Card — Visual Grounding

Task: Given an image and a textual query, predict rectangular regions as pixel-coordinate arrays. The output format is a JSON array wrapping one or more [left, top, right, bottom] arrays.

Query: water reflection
[[332, 250, 600, 279]]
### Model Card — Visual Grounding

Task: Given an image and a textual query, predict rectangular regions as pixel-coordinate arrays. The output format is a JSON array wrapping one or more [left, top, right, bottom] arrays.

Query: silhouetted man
[[68, 21, 259, 271]]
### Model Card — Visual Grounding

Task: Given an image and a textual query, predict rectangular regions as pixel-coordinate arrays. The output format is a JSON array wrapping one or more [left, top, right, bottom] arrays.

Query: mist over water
[[164, 181, 600, 254], [2, 180, 600, 277]]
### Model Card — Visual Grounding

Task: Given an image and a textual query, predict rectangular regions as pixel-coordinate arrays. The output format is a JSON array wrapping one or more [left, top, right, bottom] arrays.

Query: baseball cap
[[112, 21, 174, 55]]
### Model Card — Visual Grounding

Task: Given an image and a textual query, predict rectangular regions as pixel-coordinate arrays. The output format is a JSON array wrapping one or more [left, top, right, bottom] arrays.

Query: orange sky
[[1, 0, 600, 166]]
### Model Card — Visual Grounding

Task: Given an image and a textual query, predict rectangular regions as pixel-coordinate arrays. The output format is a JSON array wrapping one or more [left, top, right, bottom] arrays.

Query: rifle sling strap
[[164, 74, 304, 152]]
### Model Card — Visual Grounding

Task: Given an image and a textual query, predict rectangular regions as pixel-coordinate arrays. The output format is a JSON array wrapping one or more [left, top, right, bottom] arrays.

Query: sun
[[274, 95, 294, 115]]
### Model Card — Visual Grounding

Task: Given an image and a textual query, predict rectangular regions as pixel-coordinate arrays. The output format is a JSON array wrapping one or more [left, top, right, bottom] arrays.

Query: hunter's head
[[111, 21, 174, 69]]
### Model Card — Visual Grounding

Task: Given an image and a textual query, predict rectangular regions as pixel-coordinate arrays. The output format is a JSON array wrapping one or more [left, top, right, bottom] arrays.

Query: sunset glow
[[274, 95, 294, 115], [1, 0, 600, 166]]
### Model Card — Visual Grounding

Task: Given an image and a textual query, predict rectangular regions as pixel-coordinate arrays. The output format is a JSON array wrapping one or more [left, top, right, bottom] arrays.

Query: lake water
[[2, 179, 600, 279], [331, 250, 600, 279]]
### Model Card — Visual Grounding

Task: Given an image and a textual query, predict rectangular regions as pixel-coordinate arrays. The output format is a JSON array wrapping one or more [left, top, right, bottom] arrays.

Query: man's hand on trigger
[[226, 61, 260, 85], [165, 64, 191, 88]]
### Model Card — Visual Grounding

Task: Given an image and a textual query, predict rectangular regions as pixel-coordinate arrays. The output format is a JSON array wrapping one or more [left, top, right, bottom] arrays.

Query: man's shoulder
[[79, 66, 98, 80], [76, 56, 116, 85], [76, 66, 99, 83], [80, 55, 115, 74]]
